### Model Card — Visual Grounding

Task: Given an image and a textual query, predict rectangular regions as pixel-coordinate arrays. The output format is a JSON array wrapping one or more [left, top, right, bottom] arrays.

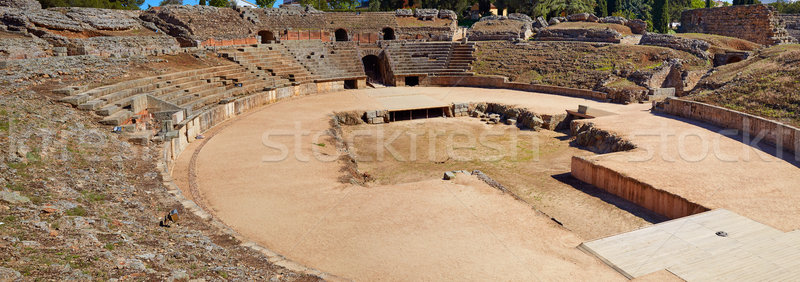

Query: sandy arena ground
[[172, 86, 800, 280], [341, 117, 665, 240], [580, 111, 800, 232]]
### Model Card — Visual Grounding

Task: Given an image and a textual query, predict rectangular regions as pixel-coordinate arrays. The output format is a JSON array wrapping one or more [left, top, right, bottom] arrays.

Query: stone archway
[[335, 29, 348, 41], [258, 30, 276, 43], [362, 55, 382, 84], [382, 27, 395, 40]]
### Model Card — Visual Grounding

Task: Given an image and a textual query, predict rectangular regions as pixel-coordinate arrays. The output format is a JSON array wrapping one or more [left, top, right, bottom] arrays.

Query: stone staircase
[[385, 41, 476, 76], [219, 44, 316, 85], [278, 40, 366, 81], [61, 64, 285, 126]]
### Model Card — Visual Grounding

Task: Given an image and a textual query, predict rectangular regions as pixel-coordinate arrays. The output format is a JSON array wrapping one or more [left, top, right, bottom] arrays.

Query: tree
[[368, 0, 381, 10], [705, 0, 710, 8], [198, 0, 205, 5], [532, 0, 595, 18], [327, 0, 360, 10], [208, 0, 227, 7], [479, 0, 492, 15], [159, 0, 181, 5], [770, 0, 800, 13], [255, 0, 275, 7], [733, 0, 759, 5], [652, 0, 668, 33], [607, 0, 620, 14], [595, 0, 607, 16], [420, 0, 474, 16]]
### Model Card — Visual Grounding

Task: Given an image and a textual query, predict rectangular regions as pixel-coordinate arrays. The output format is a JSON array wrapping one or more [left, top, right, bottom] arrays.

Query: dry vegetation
[[676, 33, 762, 54], [688, 44, 800, 126], [471, 41, 708, 90]]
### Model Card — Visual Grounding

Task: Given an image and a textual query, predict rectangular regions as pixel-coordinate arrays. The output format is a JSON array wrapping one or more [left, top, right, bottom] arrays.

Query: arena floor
[[171, 87, 800, 280]]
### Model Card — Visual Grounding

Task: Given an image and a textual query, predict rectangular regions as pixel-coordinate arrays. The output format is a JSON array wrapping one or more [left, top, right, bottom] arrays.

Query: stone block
[[443, 171, 456, 180], [396, 9, 413, 17]]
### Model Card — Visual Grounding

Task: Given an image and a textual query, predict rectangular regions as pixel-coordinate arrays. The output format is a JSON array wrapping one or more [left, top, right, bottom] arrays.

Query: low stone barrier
[[163, 80, 345, 164], [422, 75, 608, 100], [571, 156, 709, 219], [156, 80, 347, 279], [653, 97, 800, 157]]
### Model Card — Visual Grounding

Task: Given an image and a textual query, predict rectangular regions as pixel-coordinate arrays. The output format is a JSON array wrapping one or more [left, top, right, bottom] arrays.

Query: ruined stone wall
[[653, 97, 800, 157], [780, 14, 800, 41], [142, 6, 455, 46], [679, 5, 794, 45], [140, 5, 252, 46], [0, 0, 38, 10], [639, 33, 710, 60], [535, 28, 622, 43], [0, 36, 50, 60], [67, 36, 180, 57], [467, 18, 532, 41]]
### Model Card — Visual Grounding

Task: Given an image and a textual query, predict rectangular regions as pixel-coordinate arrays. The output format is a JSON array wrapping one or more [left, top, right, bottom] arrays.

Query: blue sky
[[139, 0, 284, 9]]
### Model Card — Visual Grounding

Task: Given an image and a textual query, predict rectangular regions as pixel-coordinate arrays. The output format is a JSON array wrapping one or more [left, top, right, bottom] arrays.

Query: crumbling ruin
[[680, 5, 796, 45]]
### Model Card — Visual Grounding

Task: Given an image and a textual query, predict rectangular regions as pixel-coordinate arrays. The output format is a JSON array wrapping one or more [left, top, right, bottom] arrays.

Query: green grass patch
[[81, 191, 106, 203], [65, 206, 88, 217]]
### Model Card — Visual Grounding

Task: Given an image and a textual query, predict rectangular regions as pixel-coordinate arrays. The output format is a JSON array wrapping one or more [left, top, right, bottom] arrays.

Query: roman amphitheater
[[1, 0, 800, 280]]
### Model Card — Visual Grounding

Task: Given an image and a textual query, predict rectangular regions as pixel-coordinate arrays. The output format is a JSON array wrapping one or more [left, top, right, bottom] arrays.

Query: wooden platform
[[579, 209, 800, 280]]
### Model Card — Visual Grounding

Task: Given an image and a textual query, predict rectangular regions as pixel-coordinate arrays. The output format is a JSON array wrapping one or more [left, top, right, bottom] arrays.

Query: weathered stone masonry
[[679, 5, 795, 45], [780, 14, 800, 41]]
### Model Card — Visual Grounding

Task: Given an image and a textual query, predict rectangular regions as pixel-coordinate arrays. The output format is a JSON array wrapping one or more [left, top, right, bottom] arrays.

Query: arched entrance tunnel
[[335, 29, 348, 41], [258, 30, 275, 43], [382, 27, 395, 40], [362, 55, 383, 84]]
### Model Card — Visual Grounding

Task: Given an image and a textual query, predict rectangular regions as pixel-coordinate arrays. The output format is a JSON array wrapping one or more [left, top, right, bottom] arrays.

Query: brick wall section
[[653, 97, 800, 157], [780, 14, 800, 41], [679, 5, 794, 45]]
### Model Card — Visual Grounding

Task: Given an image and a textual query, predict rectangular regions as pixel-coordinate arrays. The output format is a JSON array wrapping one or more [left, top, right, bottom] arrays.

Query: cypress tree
[[705, 0, 711, 8], [596, 0, 608, 17], [607, 0, 619, 15], [653, 0, 669, 33]]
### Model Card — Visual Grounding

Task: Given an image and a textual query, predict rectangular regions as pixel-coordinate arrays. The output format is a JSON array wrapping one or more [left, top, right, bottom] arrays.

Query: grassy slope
[[471, 41, 707, 90], [688, 44, 800, 127]]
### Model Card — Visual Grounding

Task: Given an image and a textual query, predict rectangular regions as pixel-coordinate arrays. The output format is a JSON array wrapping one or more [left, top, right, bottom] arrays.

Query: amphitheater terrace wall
[[653, 97, 800, 157], [422, 75, 608, 100], [163, 80, 345, 166], [571, 156, 710, 219]]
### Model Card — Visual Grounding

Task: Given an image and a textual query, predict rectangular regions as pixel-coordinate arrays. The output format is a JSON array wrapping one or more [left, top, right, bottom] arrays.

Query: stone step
[[100, 110, 132, 126]]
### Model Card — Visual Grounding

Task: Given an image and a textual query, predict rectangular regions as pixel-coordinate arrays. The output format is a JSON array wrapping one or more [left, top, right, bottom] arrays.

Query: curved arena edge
[[147, 73, 800, 279]]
